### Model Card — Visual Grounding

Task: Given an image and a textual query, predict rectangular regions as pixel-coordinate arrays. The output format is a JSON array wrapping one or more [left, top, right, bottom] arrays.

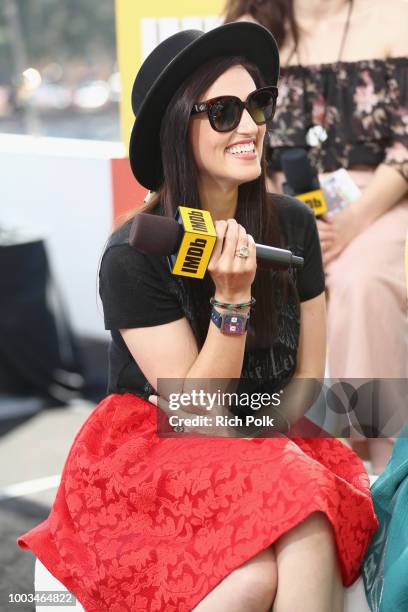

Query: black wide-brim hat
[[129, 22, 279, 191]]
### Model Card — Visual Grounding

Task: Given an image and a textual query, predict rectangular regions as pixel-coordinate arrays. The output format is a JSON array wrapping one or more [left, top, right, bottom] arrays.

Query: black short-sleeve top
[[98, 194, 325, 399], [267, 57, 408, 181]]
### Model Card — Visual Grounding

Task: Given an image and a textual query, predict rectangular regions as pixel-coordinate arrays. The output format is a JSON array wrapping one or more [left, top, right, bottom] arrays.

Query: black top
[[268, 57, 408, 181], [98, 194, 325, 400]]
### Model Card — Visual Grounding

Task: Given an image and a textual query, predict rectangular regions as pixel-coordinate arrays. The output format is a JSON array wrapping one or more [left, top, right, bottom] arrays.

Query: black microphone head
[[129, 213, 183, 256], [280, 148, 317, 193]]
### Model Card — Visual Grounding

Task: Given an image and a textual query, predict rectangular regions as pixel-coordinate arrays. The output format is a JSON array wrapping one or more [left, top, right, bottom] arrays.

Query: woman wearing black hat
[[17, 22, 377, 611]]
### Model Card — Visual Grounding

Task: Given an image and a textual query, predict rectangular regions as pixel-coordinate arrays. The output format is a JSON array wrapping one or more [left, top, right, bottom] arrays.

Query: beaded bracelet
[[210, 297, 256, 310]]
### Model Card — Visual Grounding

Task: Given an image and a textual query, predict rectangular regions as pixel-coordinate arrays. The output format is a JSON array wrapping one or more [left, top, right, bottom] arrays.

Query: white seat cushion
[[34, 558, 84, 611], [344, 577, 371, 611]]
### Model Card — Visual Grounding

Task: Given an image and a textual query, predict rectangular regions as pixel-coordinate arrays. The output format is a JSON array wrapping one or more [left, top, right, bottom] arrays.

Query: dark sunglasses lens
[[210, 99, 241, 131], [248, 90, 277, 124]]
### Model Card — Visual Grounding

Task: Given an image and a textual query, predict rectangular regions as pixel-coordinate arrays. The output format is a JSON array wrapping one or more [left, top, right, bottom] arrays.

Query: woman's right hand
[[207, 219, 257, 301]]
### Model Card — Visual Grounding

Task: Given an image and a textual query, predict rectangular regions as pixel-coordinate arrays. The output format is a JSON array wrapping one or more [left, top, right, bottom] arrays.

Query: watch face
[[220, 313, 247, 335]]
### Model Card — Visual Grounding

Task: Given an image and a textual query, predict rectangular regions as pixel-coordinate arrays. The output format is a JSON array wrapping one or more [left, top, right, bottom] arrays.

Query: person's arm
[[121, 219, 256, 415], [318, 4, 408, 265], [347, 165, 407, 230], [143, 281, 326, 437], [121, 298, 251, 413], [318, 165, 407, 265]]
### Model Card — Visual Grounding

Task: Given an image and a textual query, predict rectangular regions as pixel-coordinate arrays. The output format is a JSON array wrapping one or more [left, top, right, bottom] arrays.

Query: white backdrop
[[0, 134, 125, 339]]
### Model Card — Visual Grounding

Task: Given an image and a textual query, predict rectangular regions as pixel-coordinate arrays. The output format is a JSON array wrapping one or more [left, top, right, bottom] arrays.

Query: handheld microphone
[[129, 206, 304, 279], [280, 148, 328, 217]]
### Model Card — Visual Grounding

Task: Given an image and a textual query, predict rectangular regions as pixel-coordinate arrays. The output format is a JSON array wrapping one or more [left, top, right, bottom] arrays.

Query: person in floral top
[[225, 0, 408, 474]]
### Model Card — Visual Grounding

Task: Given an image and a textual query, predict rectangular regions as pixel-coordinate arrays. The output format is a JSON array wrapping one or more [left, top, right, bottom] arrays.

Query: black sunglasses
[[191, 86, 278, 133]]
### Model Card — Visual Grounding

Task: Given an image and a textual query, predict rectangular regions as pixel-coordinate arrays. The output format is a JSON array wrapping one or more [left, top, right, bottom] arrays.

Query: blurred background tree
[[0, 0, 119, 140], [0, 0, 116, 80]]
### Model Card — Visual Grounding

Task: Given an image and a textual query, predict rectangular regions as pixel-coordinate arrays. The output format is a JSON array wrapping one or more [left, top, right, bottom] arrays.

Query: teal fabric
[[362, 424, 408, 612]]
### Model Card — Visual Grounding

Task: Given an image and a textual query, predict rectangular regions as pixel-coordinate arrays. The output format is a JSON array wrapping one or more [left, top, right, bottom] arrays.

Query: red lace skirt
[[17, 393, 378, 611]]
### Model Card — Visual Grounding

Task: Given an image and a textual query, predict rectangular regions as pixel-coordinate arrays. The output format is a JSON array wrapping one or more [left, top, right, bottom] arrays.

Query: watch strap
[[210, 307, 249, 335]]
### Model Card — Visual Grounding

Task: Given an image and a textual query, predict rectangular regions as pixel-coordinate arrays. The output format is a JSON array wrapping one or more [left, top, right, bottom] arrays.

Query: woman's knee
[[276, 511, 336, 553], [303, 511, 335, 538], [231, 546, 278, 609], [193, 546, 277, 612]]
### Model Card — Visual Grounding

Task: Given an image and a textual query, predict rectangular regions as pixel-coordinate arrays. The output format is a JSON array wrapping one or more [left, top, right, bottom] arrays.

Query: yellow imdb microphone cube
[[296, 189, 327, 216], [172, 206, 217, 279]]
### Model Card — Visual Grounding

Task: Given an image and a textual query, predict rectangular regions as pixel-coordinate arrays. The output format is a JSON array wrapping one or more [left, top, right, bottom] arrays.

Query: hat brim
[[129, 22, 279, 191]]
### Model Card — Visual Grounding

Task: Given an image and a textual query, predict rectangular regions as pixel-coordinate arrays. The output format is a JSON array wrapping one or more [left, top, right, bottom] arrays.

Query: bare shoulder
[[370, 0, 408, 56]]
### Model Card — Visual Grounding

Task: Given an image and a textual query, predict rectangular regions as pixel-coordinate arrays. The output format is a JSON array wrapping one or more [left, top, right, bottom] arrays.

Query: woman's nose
[[236, 108, 258, 133]]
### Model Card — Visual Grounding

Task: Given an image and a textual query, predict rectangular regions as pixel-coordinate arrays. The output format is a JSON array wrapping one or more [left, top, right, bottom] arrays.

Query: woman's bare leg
[[272, 511, 344, 612], [192, 546, 278, 611]]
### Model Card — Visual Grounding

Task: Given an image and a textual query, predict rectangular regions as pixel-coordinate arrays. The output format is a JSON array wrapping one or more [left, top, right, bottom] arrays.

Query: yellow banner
[[115, 0, 224, 150]]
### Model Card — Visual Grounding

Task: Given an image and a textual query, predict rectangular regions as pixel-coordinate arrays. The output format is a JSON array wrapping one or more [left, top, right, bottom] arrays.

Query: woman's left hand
[[148, 394, 236, 437], [317, 205, 362, 267]]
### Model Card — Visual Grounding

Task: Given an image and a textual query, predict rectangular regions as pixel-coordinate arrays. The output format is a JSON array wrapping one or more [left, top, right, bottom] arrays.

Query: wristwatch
[[210, 307, 250, 335]]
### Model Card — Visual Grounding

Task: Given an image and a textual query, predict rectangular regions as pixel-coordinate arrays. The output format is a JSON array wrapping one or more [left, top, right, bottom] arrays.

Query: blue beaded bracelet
[[210, 297, 256, 310]]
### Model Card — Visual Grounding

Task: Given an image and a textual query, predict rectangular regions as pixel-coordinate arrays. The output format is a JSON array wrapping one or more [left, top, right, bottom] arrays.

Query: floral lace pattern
[[268, 57, 408, 181], [18, 393, 378, 611]]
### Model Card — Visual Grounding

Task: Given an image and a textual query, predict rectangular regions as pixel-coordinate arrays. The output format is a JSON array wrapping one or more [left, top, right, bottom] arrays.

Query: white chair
[[34, 557, 84, 612], [345, 576, 371, 611]]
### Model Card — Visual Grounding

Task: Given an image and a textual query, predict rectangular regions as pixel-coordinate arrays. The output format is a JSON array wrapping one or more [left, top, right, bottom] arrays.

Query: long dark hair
[[131, 55, 292, 351], [223, 0, 298, 50]]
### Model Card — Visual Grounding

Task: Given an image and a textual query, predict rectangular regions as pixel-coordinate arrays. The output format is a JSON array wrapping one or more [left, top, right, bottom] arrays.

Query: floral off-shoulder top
[[267, 57, 408, 182]]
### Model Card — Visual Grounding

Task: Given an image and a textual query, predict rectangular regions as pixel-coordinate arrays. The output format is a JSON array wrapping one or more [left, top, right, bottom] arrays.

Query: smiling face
[[188, 65, 266, 190]]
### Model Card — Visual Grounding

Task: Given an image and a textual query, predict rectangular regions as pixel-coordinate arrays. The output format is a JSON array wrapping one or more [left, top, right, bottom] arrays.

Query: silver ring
[[235, 245, 250, 258]]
